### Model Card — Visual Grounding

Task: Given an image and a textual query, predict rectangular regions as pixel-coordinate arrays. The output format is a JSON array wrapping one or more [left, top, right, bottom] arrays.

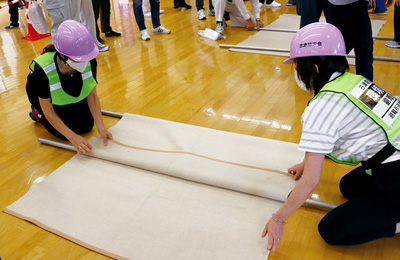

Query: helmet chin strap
[[56, 52, 69, 64]]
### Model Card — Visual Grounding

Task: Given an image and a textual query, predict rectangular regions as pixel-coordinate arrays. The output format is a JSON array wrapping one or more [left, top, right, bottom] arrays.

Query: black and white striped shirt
[[299, 91, 400, 164]]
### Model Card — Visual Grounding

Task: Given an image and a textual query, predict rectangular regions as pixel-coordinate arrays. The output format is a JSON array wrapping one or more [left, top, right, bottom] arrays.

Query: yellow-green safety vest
[[30, 52, 97, 106], [310, 72, 400, 167]]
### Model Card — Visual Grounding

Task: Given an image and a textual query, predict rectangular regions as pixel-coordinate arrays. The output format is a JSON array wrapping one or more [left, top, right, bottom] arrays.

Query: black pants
[[318, 161, 400, 245], [92, 0, 112, 36], [325, 0, 374, 81], [40, 99, 94, 140]]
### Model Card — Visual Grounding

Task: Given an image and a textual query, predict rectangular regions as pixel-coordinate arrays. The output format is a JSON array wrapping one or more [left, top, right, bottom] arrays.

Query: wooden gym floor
[[0, 0, 399, 259]]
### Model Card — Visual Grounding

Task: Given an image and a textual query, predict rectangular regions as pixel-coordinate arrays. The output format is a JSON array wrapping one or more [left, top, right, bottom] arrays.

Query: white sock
[[396, 222, 400, 234]]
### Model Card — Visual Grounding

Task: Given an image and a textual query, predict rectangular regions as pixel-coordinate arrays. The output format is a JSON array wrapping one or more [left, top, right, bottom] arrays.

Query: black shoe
[[97, 36, 105, 43], [105, 30, 121, 37], [174, 0, 191, 8], [29, 105, 41, 122]]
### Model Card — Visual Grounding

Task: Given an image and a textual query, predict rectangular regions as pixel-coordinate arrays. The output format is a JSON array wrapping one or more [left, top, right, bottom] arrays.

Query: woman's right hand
[[288, 161, 305, 180], [69, 134, 92, 154]]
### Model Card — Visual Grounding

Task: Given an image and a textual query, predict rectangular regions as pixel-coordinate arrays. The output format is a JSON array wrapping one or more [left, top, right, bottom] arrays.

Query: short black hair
[[295, 56, 349, 95]]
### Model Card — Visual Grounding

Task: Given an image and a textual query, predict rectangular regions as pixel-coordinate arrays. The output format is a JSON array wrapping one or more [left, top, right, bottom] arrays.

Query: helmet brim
[[282, 57, 294, 64], [66, 41, 99, 62], [282, 53, 348, 65]]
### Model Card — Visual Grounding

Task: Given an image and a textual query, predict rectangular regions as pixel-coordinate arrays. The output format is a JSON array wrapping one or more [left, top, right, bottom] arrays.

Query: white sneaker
[[266, 0, 281, 7], [140, 29, 150, 40], [216, 23, 224, 35], [97, 42, 109, 52], [386, 40, 400, 48], [259, 2, 264, 8], [160, 9, 164, 14], [208, 9, 215, 16], [153, 25, 171, 34], [198, 9, 206, 20]]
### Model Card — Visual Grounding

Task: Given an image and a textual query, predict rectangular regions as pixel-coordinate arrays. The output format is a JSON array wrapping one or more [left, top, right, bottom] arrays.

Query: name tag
[[350, 78, 400, 126]]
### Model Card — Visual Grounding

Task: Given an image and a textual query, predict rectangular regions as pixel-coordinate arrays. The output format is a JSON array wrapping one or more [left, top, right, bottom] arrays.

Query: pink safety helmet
[[54, 20, 99, 62], [283, 22, 347, 64]]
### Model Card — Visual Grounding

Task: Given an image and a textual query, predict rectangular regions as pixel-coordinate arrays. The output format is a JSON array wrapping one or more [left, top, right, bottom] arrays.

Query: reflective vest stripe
[[49, 82, 62, 92], [43, 63, 56, 74], [82, 71, 92, 80]]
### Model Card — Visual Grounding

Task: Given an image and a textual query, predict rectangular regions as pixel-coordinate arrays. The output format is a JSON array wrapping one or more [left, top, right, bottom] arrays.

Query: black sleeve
[[26, 62, 51, 100], [90, 58, 97, 81]]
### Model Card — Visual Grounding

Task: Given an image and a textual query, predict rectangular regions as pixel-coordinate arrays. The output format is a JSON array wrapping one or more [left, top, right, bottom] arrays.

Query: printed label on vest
[[350, 78, 400, 126]]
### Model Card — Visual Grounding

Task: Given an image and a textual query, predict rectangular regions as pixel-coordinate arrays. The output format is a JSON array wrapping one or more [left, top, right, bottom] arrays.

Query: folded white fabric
[[198, 28, 226, 40]]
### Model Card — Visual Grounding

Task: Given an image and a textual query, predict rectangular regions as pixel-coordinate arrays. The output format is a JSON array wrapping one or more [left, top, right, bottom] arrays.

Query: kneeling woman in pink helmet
[[262, 22, 400, 251], [26, 20, 113, 154]]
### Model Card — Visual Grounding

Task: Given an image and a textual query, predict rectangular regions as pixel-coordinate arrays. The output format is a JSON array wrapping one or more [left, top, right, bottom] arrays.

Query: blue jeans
[[133, 0, 160, 30]]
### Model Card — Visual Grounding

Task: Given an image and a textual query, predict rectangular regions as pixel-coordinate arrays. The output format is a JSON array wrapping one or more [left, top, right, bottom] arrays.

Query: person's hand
[[98, 127, 114, 146], [70, 134, 92, 154], [261, 217, 284, 251], [395, 0, 400, 7], [246, 18, 255, 31], [288, 161, 305, 180], [256, 19, 264, 30]]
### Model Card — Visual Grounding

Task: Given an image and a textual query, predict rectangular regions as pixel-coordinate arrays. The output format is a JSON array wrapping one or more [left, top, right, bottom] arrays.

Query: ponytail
[[41, 44, 56, 55]]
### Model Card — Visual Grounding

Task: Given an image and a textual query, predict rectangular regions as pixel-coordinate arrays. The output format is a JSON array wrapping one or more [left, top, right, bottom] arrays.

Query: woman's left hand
[[98, 127, 114, 146], [261, 217, 284, 252]]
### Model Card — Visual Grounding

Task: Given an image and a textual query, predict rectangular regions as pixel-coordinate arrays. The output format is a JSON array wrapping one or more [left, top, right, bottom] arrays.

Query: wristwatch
[[256, 18, 261, 21]]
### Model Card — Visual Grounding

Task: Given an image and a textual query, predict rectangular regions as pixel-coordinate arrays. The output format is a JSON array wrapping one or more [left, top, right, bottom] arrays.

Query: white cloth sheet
[[4, 114, 304, 260]]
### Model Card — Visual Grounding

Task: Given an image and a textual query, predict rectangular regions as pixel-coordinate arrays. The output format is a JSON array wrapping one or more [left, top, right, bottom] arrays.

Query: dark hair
[[41, 44, 56, 55], [295, 56, 349, 95]]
